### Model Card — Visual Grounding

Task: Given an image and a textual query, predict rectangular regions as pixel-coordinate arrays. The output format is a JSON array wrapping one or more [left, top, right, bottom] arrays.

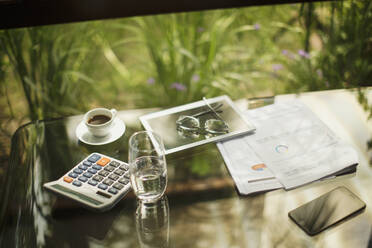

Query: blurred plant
[[358, 88, 372, 119], [103, 9, 283, 107], [357, 87, 372, 167], [281, 1, 372, 93], [277, 48, 329, 92], [318, 1, 372, 89], [0, 50, 13, 117], [119, 12, 233, 107], [0, 24, 97, 120]]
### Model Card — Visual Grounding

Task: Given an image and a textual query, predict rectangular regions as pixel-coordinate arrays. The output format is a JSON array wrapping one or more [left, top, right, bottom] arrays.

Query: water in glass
[[131, 156, 167, 202]]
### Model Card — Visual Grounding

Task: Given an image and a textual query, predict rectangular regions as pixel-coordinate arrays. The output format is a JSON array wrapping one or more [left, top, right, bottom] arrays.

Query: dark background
[[0, 0, 324, 29]]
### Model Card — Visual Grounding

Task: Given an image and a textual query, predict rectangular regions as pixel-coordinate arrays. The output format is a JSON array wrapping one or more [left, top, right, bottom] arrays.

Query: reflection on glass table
[[176, 100, 229, 139], [0, 89, 371, 248], [135, 196, 170, 248], [141, 95, 255, 154]]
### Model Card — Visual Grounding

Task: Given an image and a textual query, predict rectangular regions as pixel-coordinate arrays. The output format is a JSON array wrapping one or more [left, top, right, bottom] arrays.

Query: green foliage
[[102, 7, 298, 107], [0, 24, 98, 120], [0, 2, 371, 177], [109, 11, 246, 107], [281, 1, 372, 93], [0, 1, 371, 120], [318, 1, 372, 88]]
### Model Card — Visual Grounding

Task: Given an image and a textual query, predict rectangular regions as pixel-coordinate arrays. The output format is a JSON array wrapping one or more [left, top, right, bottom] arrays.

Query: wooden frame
[[0, 0, 325, 29]]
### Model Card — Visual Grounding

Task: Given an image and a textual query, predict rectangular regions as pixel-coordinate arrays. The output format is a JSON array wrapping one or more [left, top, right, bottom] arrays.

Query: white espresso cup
[[84, 108, 117, 137]]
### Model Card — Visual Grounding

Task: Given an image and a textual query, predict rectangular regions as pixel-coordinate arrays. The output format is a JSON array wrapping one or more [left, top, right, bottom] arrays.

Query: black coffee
[[88, 115, 111, 125]]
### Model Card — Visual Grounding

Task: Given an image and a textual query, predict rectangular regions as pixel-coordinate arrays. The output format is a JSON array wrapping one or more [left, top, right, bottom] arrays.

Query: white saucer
[[76, 117, 126, 145]]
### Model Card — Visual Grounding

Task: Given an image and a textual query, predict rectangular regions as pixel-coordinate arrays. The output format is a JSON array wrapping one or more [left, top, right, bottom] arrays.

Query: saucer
[[76, 117, 126, 145]]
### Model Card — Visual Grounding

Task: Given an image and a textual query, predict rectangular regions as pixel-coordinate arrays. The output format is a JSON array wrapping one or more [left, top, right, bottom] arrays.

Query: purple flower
[[147, 77, 155, 85], [197, 27, 205, 33], [298, 49, 310, 59], [316, 69, 323, 79], [282, 49, 295, 59], [192, 74, 200, 82], [254, 23, 260, 30], [272, 64, 283, 72], [170, 82, 187, 91]]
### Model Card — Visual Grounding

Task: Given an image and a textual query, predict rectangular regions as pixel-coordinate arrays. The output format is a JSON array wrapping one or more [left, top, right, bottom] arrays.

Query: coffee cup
[[84, 108, 117, 137]]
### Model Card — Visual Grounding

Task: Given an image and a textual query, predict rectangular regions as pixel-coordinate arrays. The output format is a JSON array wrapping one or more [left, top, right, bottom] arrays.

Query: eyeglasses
[[176, 97, 229, 138]]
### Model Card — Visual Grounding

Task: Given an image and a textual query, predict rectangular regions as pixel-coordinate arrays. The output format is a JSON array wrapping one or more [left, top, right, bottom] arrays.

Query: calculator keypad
[[83, 161, 92, 167], [62, 154, 130, 197], [73, 181, 82, 187], [97, 157, 110, 166], [88, 180, 98, 186], [104, 165, 115, 172], [119, 178, 129, 185], [87, 154, 101, 163], [73, 168, 83, 174], [93, 175, 104, 181], [68, 172, 78, 178], [98, 170, 110, 177], [63, 176, 73, 183]]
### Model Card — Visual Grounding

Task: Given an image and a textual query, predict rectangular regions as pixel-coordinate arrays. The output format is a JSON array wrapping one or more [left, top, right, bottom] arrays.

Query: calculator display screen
[[52, 184, 103, 205]]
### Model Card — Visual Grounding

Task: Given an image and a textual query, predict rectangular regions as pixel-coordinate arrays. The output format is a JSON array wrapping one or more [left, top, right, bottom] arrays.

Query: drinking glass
[[129, 131, 167, 203]]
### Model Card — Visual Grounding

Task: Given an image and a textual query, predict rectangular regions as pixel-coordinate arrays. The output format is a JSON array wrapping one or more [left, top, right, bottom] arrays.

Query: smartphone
[[288, 186, 366, 236]]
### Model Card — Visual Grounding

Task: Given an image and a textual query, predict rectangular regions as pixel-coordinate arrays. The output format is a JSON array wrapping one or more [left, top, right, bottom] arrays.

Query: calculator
[[43, 153, 131, 212]]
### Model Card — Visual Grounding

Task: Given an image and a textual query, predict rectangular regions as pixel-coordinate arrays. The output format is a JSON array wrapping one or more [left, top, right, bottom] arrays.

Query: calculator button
[[108, 188, 118, 195], [63, 176, 73, 183], [98, 184, 108, 190], [104, 165, 115, 172], [97, 157, 110, 166], [88, 168, 97, 174], [120, 164, 129, 171], [98, 170, 110, 177], [103, 178, 114, 186], [78, 165, 88, 170], [73, 168, 83, 174], [93, 175, 104, 182], [73, 180, 82, 187], [92, 165, 102, 170], [88, 154, 101, 163], [83, 172, 93, 178], [83, 161, 92, 167], [108, 174, 119, 181], [118, 178, 130, 185], [109, 161, 120, 167], [113, 182, 124, 190], [68, 172, 78, 178], [114, 169, 125, 176], [78, 176, 88, 182], [123, 172, 130, 179], [88, 180, 98, 186]]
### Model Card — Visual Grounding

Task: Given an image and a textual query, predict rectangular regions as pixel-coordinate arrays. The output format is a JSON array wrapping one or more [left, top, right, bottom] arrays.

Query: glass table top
[[1, 88, 372, 247]]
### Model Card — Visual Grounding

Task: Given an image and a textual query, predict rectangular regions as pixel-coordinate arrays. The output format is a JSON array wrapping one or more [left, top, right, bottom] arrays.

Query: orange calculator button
[[63, 176, 73, 183], [97, 157, 110, 166]]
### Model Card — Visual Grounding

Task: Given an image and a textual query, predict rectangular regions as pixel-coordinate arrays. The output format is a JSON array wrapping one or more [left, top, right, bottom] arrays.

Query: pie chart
[[251, 163, 266, 171], [275, 144, 288, 153]]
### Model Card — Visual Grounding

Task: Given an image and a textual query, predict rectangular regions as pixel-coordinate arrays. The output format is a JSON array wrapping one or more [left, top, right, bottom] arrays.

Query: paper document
[[217, 137, 282, 195], [217, 100, 358, 194]]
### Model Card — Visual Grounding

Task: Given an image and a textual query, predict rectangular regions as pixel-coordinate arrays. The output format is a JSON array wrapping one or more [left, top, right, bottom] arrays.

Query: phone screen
[[288, 186, 366, 236]]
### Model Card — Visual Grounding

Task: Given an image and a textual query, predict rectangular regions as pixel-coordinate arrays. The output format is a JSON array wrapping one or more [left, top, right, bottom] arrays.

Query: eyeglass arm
[[202, 97, 224, 120]]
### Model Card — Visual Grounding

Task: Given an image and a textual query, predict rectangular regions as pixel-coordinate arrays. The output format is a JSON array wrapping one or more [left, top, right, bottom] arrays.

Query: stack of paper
[[217, 100, 358, 195]]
